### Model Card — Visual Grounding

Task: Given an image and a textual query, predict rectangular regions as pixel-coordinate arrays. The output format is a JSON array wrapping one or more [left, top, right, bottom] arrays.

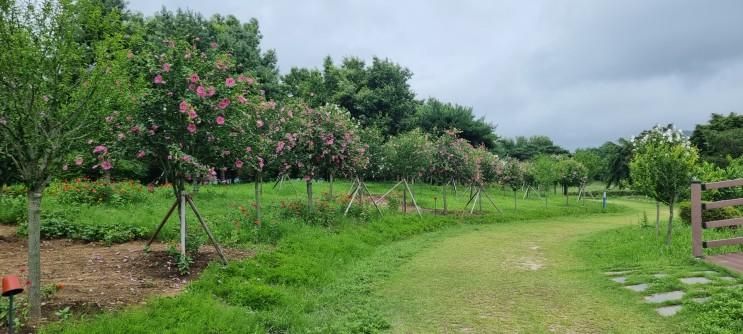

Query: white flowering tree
[[630, 124, 699, 244]]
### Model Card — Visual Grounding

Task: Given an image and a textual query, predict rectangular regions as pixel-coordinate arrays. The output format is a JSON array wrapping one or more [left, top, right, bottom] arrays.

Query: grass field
[[2, 180, 739, 333]]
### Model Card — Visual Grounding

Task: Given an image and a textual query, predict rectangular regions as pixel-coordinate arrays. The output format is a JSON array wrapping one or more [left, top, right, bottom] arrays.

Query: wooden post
[[691, 181, 703, 257], [402, 181, 407, 214], [186, 196, 228, 265], [442, 183, 448, 214], [179, 192, 187, 257], [361, 181, 383, 215], [344, 184, 360, 215], [146, 199, 179, 247], [403, 179, 423, 217]]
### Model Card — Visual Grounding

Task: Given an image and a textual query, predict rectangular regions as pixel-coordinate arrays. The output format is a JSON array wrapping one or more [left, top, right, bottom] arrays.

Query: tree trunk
[[403, 182, 408, 214], [329, 173, 334, 198], [666, 201, 675, 245], [544, 191, 548, 208], [27, 189, 43, 322], [442, 184, 448, 214], [306, 180, 313, 212], [255, 173, 262, 225], [655, 201, 660, 237]]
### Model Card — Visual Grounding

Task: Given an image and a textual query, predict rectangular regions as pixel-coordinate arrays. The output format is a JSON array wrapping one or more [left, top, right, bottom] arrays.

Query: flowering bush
[[431, 129, 475, 184], [56, 179, 147, 206], [382, 129, 433, 180], [499, 157, 523, 191]]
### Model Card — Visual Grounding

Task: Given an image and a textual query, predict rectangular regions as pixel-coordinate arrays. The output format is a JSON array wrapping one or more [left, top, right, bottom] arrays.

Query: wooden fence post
[[691, 181, 703, 258]]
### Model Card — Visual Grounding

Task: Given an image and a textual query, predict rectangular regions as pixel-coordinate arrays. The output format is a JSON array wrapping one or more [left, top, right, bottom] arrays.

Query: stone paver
[[656, 305, 682, 317], [680, 277, 712, 285], [691, 297, 711, 304], [652, 273, 668, 278], [644, 291, 684, 303], [625, 283, 649, 292], [611, 276, 627, 284]]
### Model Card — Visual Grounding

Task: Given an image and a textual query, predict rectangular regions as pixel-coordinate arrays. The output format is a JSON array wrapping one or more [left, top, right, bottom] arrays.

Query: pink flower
[[210, 42, 218, 49], [188, 110, 198, 120], [207, 86, 216, 97], [179, 101, 189, 112], [101, 160, 112, 170], [324, 135, 334, 146], [93, 145, 108, 155], [225, 77, 236, 87], [237, 95, 247, 104], [136, 150, 146, 159], [275, 141, 286, 153], [187, 123, 197, 133], [153, 74, 164, 84], [246, 77, 255, 85], [256, 120, 264, 128], [163, 63, 171, 72], [235, 159, 243, 168], [130, 126, 140, 134], [196, 86, 207, 97], [258, 157, 265, 170], [237, 75, 247, 82], [190, 73, 200, 83], [218, 98, 230, 109], [216, 115, 225, 125], [245, 146, 252, 153], [74, 156, 84, 166], [181, 155, 192, 162]]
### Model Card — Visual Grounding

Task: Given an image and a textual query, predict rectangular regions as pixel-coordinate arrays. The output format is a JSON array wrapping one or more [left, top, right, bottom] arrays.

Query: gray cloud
[[127, 0, 743, 149]]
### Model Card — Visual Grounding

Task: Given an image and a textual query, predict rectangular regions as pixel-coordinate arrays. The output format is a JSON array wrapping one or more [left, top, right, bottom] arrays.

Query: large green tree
[[630, 125, 699, 245], [495, 135, 568, 160], [415, 98, 498, 148], [690, 113, 743, 167], [0, 0, 134, 320]]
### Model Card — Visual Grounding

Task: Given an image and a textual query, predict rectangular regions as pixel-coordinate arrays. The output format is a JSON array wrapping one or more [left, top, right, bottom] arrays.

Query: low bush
[[55, 179, 148, 206], [687, 287, 743, 334], [17, 210, 147, 245], [0, 194, 26, 224], [679, 201, 742, 226]]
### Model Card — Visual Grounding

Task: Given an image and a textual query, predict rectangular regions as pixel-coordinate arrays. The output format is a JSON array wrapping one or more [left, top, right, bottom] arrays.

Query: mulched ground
[[0, 224, 253, 331]]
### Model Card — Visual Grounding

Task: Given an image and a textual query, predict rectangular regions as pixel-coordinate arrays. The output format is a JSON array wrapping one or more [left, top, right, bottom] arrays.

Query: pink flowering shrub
[[431, 129, 475, 185], [382, 128, 433, 180], [105, 39, 264, 195]]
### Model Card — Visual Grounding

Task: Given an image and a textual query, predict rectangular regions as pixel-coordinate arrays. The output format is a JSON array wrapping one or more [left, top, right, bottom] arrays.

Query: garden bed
[[0, 225, 253, 330]]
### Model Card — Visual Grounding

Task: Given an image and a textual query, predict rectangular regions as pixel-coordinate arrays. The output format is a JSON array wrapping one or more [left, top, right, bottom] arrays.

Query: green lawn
[[15, 181, 740, 333]]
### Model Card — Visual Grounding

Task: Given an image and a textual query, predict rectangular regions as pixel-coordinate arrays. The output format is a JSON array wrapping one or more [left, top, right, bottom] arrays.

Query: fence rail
[[691, 179, 743, 257]]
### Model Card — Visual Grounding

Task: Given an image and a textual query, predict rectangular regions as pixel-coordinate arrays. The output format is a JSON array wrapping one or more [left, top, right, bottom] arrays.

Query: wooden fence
[[691, 179, 743, 257]]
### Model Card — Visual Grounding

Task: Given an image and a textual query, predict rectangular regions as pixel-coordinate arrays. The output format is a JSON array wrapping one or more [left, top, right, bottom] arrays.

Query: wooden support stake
[[403, 179, 422, 217], [482, 190, 503, 213], [179, 193, 187, 257], [146, 199, 179, 247], [375, 180, 403, 204], [361, 181, 383, 216], [344, 183, 361, 216], [186, 195, 228, 265]]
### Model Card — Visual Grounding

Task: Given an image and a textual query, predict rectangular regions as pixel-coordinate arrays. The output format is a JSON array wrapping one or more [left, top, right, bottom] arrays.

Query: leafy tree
[[603, 138, 633, 188], [382, 129, 433, 181], [0, 0, 134, 320], [630, 125, 699, 245], [556, 158, 588, 205], [415, 98, 498, 148], [432, 130, 475, 213], [690, 113, 743, 167], [292, 104, 367, 210], [500, 157, 523, 209], [532, 155, 559, 207], [574, 148, 606, 181], [495, 135, 568, 160]]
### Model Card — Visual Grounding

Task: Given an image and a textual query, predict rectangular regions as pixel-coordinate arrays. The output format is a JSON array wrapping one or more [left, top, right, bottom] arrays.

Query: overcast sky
[[127, 0, 743, 149]]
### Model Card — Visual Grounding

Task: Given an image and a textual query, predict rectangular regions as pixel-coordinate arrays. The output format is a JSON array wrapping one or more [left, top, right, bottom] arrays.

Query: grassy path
[[377, 200, 681, 333]]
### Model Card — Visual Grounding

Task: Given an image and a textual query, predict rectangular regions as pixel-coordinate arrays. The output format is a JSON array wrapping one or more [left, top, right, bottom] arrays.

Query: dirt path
[[0, 225, 252, 323], [378, 201, 677, 333]]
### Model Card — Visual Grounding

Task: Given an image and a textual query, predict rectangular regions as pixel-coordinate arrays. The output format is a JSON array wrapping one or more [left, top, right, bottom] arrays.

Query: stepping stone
[[691, 297, 711, 304], [692, 271, 718, 275], [719, 276, 735, 281], [653, 273, 668, 278], [645, 291, 684, 303], [611, 277, 627, 284], [605, 270, 633, 276], [625, 283, 649, 292], [656, 305, 682, 317], [680, 277, 712, 285]]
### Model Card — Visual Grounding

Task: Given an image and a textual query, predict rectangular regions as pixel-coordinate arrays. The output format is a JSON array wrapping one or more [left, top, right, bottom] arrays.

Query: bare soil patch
[[0, 225, 253, 325]]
